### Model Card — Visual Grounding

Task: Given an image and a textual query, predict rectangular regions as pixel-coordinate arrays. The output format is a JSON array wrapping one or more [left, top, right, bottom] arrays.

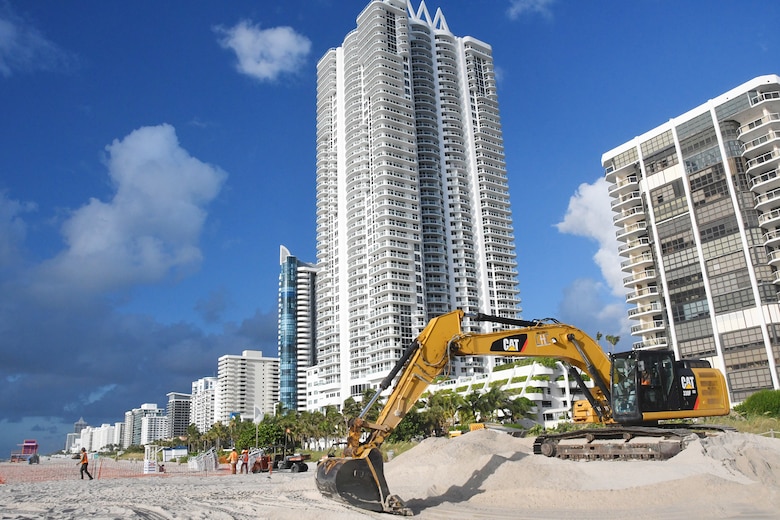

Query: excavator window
[[611, 356, 638, 418]]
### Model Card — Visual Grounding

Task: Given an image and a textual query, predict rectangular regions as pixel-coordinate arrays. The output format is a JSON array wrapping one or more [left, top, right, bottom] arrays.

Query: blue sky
[[1, 0, 779, 457]]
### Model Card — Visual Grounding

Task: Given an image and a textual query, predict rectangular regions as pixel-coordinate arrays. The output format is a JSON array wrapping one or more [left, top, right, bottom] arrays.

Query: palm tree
[[186, 423, 201, 454], [605, 335, 620, 354]]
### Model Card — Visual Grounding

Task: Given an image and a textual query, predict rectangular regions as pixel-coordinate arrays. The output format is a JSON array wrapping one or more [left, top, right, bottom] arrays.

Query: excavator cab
[[610, 350, 725, 424]]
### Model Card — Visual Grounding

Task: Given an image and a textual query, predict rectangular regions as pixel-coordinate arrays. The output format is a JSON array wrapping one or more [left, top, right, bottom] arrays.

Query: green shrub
[[734, 389, 780, 418]]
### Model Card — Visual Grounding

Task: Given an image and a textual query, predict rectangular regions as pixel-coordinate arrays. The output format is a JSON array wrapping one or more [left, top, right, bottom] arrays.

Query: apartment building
[[214, 350, 279, 424], [602, 75, 780, 403], [312, 0, 520, 410], [190, 376, 217, 434]]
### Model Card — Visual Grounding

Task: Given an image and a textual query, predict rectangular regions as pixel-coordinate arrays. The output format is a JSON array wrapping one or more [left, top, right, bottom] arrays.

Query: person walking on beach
[[228, 448, 239, 474], [78, 448, 93, 480], [239, 448, 249, 474]]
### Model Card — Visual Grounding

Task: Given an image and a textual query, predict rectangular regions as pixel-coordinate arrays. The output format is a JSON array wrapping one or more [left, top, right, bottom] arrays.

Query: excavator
[[315, 309, 730, 515]]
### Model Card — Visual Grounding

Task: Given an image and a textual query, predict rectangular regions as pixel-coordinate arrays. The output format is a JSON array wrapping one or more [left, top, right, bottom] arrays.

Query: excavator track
[[532, 426, 710, 461]]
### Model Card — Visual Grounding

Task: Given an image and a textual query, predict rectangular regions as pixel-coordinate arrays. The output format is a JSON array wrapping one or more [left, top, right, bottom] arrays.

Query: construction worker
[[78, 448, 93, 480], [228, 448, 239, 474]]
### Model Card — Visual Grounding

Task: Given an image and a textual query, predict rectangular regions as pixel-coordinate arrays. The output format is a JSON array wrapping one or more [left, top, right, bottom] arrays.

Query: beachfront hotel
[[603, 75, 780, 403], [310, 0, 521, 410], [214, 350, 279, 423]]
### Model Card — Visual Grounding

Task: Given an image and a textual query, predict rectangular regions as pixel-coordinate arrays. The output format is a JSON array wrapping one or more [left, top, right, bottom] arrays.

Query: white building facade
[[602, 75, 780, 404], [190, 376, 217, 434], [214, 350, 279, 424], [166, 391, 191, 439], [313, 0, 520, 410]]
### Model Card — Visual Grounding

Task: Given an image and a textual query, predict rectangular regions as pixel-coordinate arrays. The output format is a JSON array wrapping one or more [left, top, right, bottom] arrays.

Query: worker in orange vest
[[78, 448, 93, 480], [240, 449, 249, 474], [228, 448, 239, 474]]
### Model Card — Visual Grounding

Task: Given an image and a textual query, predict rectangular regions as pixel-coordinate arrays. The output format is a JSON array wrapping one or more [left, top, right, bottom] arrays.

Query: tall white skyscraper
[[602, 75, 780, 404], [313, 0, 520, 410], [214, 350, 279, 424]]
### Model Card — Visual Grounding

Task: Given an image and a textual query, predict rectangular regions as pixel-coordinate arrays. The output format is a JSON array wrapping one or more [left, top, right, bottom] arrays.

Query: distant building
[[214, 350, 279, 424], [140, 415, 168, 446], [123, 403, 165, 447], [278, 245, 318, 412], [602, 74, 780, 403], [73, 417, 88, 435], [190, 376, 217, 434], [166, 392, 191, 438]]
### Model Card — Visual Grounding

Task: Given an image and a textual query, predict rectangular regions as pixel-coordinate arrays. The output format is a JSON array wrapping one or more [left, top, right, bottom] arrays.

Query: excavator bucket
[[315, 448, 411, 515]]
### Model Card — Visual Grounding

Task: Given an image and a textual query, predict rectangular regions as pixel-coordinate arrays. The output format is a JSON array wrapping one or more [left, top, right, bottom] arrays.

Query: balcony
[[754, 187, 780, 212], [632, 336, 669, 351], [613, 205, 646, 226], [749, 90, 780, 107], [764, 228, 780, 248], [621, 252, 654, 271], [611, 191, 643, 211], [769, 249, 780, 267], [749, 167, 780, 193], [745, 149, 780, 175], [608, 175, 639, 197], [623, 269, 656, 288], [737, 112, 780, 140], [616, 221, 647, 241], [758, 207, 780, 228], [630, 320, 666, 334], [618, 237, 651, 256], [628, 301, 663, 319], [741, 129, 780, 157], [626, 286, 660, 303]]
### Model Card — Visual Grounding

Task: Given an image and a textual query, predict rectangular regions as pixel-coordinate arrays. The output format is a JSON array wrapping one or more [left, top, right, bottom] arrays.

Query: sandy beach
[[1, 429, 778, 519]]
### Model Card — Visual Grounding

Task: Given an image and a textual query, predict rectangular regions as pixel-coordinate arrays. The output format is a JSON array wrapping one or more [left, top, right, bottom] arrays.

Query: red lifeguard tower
[[10, 439, 39, 463]]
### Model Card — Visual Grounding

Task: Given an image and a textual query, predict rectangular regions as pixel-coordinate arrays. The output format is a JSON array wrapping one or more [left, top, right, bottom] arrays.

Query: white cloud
[[215, 20, 311, 82], [0, 5, 74, 77], [556, 177, 624, 296], [33, 124, 226, 298], [507, 0, 556, 20]]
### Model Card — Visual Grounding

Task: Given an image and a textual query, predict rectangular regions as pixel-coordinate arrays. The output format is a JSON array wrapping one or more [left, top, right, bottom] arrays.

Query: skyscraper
[[278, 245, 317, 412], [602, 75, 780, 403], [313, 0, 520, 410]]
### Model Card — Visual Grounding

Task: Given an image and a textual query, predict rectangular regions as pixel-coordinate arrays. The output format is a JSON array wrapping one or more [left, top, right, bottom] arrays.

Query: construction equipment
[[315, 309, 730, 515], [254, 429, 310, 473]]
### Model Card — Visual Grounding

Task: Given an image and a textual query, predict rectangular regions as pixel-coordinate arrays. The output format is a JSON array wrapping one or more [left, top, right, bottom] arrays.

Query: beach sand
[[1, 429, 778, 519]]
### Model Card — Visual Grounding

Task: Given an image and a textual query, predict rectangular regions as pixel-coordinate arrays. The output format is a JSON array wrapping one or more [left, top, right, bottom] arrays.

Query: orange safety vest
[[242, 450, 248, 462], [229, 451, 238, 463], [81, 452, 88, 464]]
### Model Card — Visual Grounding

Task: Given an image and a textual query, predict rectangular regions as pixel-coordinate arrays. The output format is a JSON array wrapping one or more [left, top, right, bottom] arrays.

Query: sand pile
[[1, 429, 778, 519]]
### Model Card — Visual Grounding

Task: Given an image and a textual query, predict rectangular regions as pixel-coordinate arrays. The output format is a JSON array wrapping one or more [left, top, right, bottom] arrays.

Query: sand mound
[[384, 429, 780, 518]]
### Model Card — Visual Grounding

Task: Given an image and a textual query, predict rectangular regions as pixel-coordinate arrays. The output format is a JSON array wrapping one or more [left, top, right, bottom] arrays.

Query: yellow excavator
[[315, 309, 730, 515]]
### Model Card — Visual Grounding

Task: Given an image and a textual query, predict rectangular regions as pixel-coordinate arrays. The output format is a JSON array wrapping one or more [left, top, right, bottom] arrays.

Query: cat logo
[[502, 338, 522, 351], [681, 375, 695, 390]]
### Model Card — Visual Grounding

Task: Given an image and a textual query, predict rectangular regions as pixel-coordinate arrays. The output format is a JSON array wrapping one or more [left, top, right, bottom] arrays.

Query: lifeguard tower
[[10, 439, 39, 463]]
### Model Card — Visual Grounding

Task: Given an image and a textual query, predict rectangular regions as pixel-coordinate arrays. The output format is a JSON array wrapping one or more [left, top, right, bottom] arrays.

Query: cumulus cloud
[[556, 177, 624, 296], [215, 20, 311, 82], [32, 124, 226, 300], [0, 4, 75, 77], [507, 0, 556, 20]]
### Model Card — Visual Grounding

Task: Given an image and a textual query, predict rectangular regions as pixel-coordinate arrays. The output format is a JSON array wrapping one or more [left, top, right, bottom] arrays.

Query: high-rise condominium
[[214, 350, 279, 423], [313, 0, 520, 409], [278, 245, 318, 412], [603, 75, 780, 403]]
